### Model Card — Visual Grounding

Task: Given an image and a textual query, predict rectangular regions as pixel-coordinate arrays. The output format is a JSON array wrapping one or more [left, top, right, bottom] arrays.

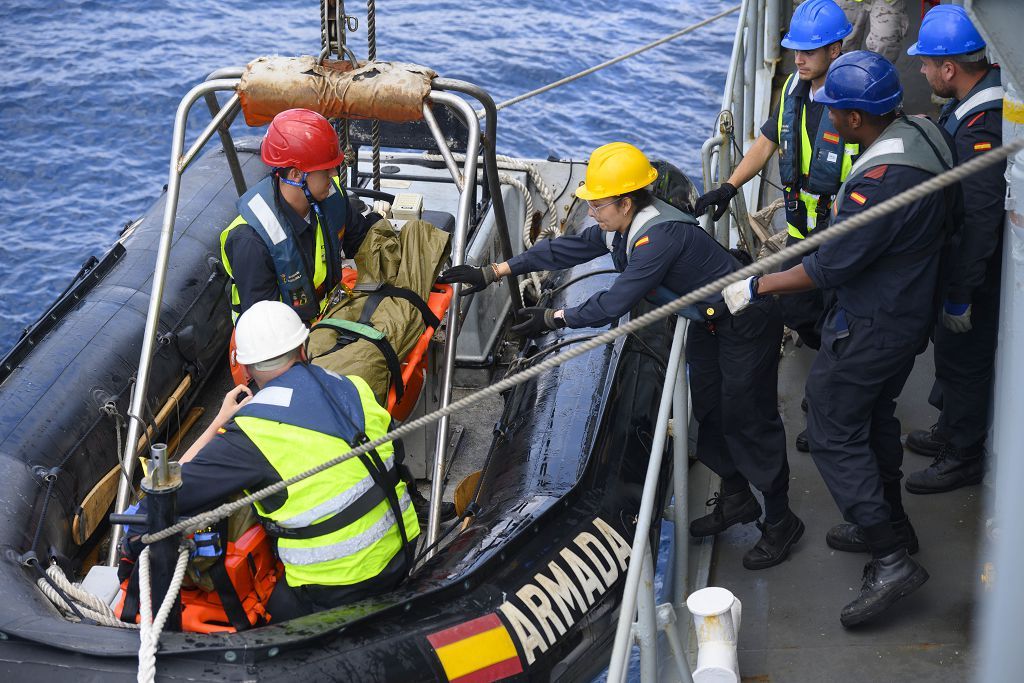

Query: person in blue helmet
[[723, 51, 957, 627], [694, 0, 858, 454], [902, 5, 1004, 495]]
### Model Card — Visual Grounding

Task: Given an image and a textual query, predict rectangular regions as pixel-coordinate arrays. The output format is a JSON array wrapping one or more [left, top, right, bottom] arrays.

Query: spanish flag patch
[[427, 613, 524, 682], [823, 131, 840, 144], [217, 427, 227, 434], [974, 142, 993, 152], [849, 191, 868, 206], [634, 236, 650, 248]]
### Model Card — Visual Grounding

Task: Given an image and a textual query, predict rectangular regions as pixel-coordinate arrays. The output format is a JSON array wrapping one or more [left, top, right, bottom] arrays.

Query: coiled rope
[[36, 562, 138, 630], [486, 5, 742, 114], [142, 137, 1024, 546], [136, 546, 190, 683]]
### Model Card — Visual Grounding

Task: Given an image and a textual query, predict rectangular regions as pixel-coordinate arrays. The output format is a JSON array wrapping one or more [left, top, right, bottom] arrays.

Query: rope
[[36, 563, 138, 630], [137, 546, 190, 683], [142, 138, 1023, 545], [487, 5, 742, 114]]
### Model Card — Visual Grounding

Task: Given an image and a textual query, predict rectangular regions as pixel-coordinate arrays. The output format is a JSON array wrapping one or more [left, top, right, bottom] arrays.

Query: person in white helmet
[[130, 301, 420, 621]]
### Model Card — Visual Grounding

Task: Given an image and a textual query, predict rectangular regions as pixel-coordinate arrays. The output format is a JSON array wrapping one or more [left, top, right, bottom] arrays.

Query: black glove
[[509, 307, 567, 337], [693, 182, 737, 221], [437, 264, 497, 295]]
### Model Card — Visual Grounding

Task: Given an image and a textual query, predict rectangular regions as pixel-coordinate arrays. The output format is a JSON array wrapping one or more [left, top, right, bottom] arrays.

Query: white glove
[[722, 276, 759, 315], [941, 301, 972, 333], [372, 200, 392, 218]]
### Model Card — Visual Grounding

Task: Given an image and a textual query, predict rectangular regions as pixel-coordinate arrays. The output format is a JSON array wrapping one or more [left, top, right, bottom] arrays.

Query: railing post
[[635, 545, 659, 681], [607, 315, 687, 682], [764, 0, 780, 65], [671, 328, 691, 613]]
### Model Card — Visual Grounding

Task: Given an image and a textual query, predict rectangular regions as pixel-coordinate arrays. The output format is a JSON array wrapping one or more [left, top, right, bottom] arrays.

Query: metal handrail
[[420, 89, 481, 556], [107, 78, 242, 564]]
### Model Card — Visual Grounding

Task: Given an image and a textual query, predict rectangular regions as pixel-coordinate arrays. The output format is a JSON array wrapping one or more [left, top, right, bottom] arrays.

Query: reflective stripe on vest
[[219, 175, 348, 323], [941, 67, 1003, 137], [234, 366, 419, 587], [834, 116, 953, 217], [777, 73, 858, 239]]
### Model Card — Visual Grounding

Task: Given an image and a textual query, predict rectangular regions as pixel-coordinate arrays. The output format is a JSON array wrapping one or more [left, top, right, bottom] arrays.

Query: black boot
[[689, 489, 762, 538], [409, 485, 457, 523], [742, 510, 805, 570], [905, 444, 984, 494], [826, 517, 919, 555], [795, 430, 810, 453], [905, 423, 948, 457], [840, 549, 929, 627]]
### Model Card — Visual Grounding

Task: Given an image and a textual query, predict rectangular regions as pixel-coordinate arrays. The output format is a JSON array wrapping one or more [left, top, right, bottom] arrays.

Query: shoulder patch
[[863, 165, 888, 180], [967, 112, 986, 127], [822, 131, 840, 144], [974, 141, 993, 151], [849, 191, 868, 206], [217, 427, 227, 434], [634, 235, 650, 248]]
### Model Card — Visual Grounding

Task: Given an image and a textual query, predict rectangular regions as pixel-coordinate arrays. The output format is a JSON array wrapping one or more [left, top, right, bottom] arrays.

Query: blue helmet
[[815, 51, 903, 115], [907, 5, 986, 57], [781, 0, 853, 51]]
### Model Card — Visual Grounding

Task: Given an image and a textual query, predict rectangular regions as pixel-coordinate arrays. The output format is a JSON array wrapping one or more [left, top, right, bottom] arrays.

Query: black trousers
[[929, 277, 1000, 449], [806, 308, 917, 529], [778, 235, 825, 350], [687, 300, 789, 507]]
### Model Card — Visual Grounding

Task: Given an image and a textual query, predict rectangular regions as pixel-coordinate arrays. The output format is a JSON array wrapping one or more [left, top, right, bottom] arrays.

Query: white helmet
[[235, 301, 309, 368]]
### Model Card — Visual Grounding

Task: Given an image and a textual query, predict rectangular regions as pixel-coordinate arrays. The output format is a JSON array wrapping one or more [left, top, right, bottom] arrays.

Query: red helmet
[[261, 109, 344, 172]]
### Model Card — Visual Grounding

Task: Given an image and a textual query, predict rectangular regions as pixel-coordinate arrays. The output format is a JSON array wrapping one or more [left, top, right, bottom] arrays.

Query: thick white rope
[[36, 573, 137, 629], [485, 5, 743, 114], [40, 563, 139, 629], [137, 546, 190, 683], [142, 138, 1023, 546]]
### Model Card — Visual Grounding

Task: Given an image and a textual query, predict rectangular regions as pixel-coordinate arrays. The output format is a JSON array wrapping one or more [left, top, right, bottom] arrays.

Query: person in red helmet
[[220, 108, 384, 325]]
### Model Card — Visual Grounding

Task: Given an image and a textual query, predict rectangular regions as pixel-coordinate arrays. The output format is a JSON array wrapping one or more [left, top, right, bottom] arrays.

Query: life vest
[[777, 73, 859, 239], [939, 66, 1003, 138], [234, 364, 419, 588], [220, 175, 349, 323], [606, 197, 725, 322]]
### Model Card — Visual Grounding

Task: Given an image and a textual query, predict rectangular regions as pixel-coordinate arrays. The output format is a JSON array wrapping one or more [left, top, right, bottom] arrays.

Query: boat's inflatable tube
[[0, 172, 675, 682]]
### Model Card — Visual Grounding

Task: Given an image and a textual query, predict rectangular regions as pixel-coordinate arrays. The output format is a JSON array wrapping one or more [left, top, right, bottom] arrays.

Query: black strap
[[355, 283, 440, 330], [355, 433, 415, 570], [208, 558, 253, 632], [310, 318, 407, 402], [120, 563, 141, 624]]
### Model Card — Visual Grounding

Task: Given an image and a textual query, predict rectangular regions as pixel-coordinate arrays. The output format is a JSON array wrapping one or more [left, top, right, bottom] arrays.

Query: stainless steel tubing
[[671, 319, 691, 613], [423, 91, 481, 556], [717, 126, 734, 246], [700, 136, 723, 235], [433, 78, 524, 312], [421, 103, 464, 190], [179, 93, 241, 173], [607, 316, 687, 682], [743, 0, 757, 142], [203, 92, 247, 196], [106, 78, 241, 566], [765, 0, 780, 63], [635, 545, 659, 682]]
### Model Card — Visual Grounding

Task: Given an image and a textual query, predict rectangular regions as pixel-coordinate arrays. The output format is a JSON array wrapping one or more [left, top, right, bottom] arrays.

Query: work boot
[[795, 430, 810, 453], [905, 423, 948, 457], [905, 444, 984, 494], [410, 486, 457, 522], [742, 510, 805, 570], [689, 489, 762, 538], [840, 549, 929, 627], [826, 517, 919, 555]]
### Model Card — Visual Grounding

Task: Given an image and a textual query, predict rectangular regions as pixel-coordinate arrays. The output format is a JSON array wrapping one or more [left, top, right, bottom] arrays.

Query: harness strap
[[354, 433, 416, 570], [354, 282, 441, 330], [262, 473, 396, 540], [310, 317, 406, 402], [207, 558, 253, 632]]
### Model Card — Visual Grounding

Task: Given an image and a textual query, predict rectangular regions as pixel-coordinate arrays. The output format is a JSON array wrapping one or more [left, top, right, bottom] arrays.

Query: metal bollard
[[686, 586, 742, 683]]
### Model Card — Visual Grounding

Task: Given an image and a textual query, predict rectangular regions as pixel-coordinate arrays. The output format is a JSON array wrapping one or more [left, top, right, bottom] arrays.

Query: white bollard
[[686, 586, 742, 683]]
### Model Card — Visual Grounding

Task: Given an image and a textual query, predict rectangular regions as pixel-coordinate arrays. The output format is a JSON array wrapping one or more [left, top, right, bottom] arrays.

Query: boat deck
[[704, 9, 983, 681]]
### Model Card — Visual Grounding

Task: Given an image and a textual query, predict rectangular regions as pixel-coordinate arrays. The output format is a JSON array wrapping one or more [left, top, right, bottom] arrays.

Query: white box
[[392, 193, 424, 221]]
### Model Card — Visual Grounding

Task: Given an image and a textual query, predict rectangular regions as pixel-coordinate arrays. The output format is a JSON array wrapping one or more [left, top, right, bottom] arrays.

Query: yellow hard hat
[[575, 142, 658, 201]]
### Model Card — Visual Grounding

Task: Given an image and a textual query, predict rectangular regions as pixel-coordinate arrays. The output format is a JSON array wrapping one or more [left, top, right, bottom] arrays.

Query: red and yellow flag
[[974, 142, 992, 152], [634, 235, 650, 248], [427, 613, 524, 682], [823, 131, 840, 144], [849, 191, 868, 206]]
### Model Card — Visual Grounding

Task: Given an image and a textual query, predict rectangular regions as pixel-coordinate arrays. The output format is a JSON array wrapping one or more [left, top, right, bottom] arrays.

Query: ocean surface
[[0, 0, 735, 353]]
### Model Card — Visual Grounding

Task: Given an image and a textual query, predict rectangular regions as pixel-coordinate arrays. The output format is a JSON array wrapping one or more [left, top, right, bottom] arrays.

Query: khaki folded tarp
[[238, 56, 437, 127], [308, 219, 451, 405]]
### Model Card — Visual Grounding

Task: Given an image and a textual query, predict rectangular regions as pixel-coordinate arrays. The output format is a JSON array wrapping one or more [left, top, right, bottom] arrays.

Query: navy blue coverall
[[803, 164, 946, 530], [929, 72, 1006, 450], [507, 218, 790, 516]]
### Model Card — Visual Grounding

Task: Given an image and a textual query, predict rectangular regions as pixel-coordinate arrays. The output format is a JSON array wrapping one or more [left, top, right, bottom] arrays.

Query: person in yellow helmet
[[439, 143, 802, 570]]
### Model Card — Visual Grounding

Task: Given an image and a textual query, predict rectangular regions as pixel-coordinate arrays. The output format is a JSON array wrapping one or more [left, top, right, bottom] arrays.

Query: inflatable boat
[[0, 44, 686, 680]]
